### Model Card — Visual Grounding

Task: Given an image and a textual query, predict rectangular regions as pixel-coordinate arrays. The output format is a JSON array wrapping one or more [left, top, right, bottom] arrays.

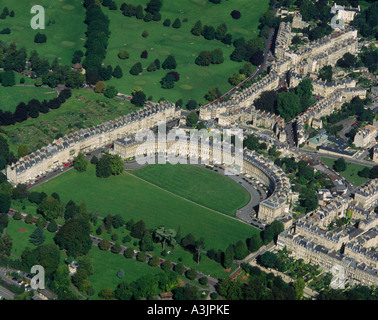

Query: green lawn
[[104, 0, 268, 104], [132, 164, 250, 216], [320, 157, 369, 186], [0, 85, 57, 112], [86, 248, 163, 298], [3, 88, 138, 154], [0, 0, 86, 66], [4, 218, 56, 257], [33, 164, 259, 251]]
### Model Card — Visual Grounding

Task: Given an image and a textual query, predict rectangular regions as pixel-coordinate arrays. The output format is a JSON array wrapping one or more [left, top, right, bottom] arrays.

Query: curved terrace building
[[113, 133, 291, 224]]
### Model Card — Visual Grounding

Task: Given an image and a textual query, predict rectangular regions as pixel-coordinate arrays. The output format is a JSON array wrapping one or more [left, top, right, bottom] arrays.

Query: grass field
[[133, 164, 250, 216], [4, 219, 56, 257], [320, 157, 369, 186], [2, 89, 138, 154], [0, 0, 86, 66], [86, 248, 163, 298], [33, 164, 259, 251], [0, 85, 57, 112], [104, 0, 268, 104]]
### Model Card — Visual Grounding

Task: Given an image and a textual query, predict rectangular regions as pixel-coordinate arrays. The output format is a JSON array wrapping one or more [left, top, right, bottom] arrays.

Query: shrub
[[231, 10, 241, 19], [118, 50, 129, 59], [137, 251, 147, 262], [124, 247, 134, 259], [186, 268, 198, 280]]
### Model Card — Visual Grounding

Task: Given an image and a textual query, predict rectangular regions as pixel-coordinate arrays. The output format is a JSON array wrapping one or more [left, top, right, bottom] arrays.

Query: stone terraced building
[[113, 133, 291, 224], [7, 102, 180, 185]]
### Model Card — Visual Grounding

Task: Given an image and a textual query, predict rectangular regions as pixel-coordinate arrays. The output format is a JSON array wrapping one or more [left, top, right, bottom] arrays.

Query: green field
[[0, 85, 57, 112], [104, 0, 268, 104], [3, 89, 138, 154], [4, 219, 56, 257], [0, 0, 86, 66], [33, 164, 258, 251], [86, 248, 163, 298], [320, 157, 370, 186], [133, 164, 250, 216]]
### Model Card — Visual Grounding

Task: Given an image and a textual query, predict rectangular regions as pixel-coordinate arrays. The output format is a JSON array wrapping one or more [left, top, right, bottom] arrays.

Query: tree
[[111, 214, 125, 229], [0, 212, 9, 232], [194, 238, 205, 264], [201, 25, 215, 40], [319, 65, 333, 82], [223, 244, 234, 269], [65, 70, 85, 89], [137, 251, 147, 262], [250, 50, 264, 66], [186, 268, 198, 280], [98, 239, 111, 251], [34, 32, 47, 43], [234, 240, 248, 260], [293, 277, 306, 300], [146, 0, 162, 14], [195, 51, 212, 66], [111, 243, 122, 254], [228, 72, 245, 86], [160, 73, 175, 89], [163, 18, 171, 27], [154, 226, 177, 250], [118, 50, 129, 59], [29, 226, 46, 246], [140, 231, 154, 252], [277, 91, 301, 121], [174, 262, 185, 275], [191, 20, 202, 36], [186, 111, 198, 127], [148, 255, 160, 267], [259, 251, 277, 268], [211, 48, 224, 64], [47, 220, 58, 233], [161, 259, 172, 271], [204, 87, 222, 101], [215, 23, 227, 40], [95, 154, 114, 178], [172, 18, 181, 29], [54, 216, 92, 257], [247, 234, 263, 252], [337, 52, 357, 69], [130, 62, 142, 75], [21, 243, 61, 277], [333, 158, 347, 172], [38, 196, 61, 221], [231, 10, 241, 19], [124, 247, 135, 259], [0, 234, 12, 257], [1, 70, 15, 87], [74, 152, 88, 172], [131, 220, 146, 239], [104, 86, 118, 98], [162, 55, 177, 70], [130, 90, 146, 107], [112, 65, 123, 79]]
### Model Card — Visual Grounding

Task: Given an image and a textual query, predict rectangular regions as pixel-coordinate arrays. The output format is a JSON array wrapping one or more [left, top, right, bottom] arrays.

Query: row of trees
[[82, 1, 111, 85], [0, 88, 72, 127], [195, 48, 224, 66], [120, 0, 163, 22]]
